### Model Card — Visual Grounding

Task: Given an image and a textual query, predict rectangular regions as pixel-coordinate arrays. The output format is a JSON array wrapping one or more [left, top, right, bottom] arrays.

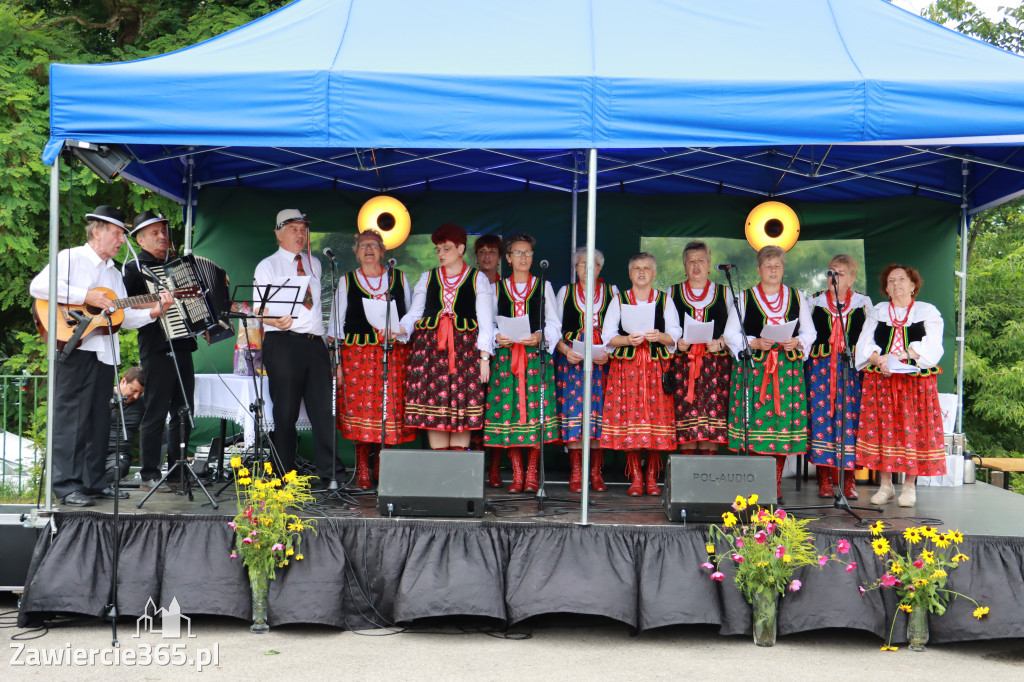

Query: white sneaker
[[870, 485, 895, 506], [898, 485, 916, 508]]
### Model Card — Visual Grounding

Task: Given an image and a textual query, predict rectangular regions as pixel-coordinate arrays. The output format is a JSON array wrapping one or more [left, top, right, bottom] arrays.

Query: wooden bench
[[977, 457, 1024, 489]]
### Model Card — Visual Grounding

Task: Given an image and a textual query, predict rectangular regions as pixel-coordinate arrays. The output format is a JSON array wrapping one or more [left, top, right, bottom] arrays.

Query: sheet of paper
[[683, 314, 715, 344], [496, 315, 533, 342], [362, 298, 401, 331], [620, 302, 656, 334], [760, 320, 797, 343], [571, 339, 608, 360], [887, 356, 921, 374], [258, 276, 308, 318]]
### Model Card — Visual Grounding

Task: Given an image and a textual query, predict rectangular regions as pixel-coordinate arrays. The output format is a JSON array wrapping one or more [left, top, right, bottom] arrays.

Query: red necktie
[[294, 255, 313, 309]]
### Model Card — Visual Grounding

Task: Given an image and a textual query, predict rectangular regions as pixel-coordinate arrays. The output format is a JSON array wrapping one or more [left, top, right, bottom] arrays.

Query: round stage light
[[357, 196, 411, 250], [745, 201, 800, 252]]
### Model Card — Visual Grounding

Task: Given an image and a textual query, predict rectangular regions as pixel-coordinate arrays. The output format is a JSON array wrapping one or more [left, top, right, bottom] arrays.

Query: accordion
[[144, 255, 234, 345]]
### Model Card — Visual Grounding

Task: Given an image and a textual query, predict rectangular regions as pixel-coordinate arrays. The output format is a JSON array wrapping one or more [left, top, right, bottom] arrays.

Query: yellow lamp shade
[[745, 201, 800, 252], [357, 195, 411, 250]]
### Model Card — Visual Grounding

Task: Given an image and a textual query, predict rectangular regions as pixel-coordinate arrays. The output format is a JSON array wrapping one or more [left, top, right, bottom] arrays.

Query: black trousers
[[139, 347, 195, 481], [51, 351, 115, 498], [262, 332, 336, 479]]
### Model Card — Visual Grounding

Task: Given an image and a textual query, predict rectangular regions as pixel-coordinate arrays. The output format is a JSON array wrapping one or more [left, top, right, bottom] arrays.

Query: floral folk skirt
[[600, 352, 676, 451], [671, 350, 732, 445], [805, 356, 862, 469], [337, 342, 416, 445], [484, 345, 558, 448], [554, 353, 606, 443], [404, 328, 486, 432], [856, 372, 946, 476], [727, 354, 808, 455]]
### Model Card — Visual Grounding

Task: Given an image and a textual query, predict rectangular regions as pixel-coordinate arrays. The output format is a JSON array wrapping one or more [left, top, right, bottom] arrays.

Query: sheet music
[[683, 314, 715, 344], [760, 320, 797, 343], [571, 339, 608, 361], [620, 302, 655, 334], [496, 315, 533, 342], [362, 299, 400, 330], [887, 356, 921, 374], [259, 276, 306, 318]]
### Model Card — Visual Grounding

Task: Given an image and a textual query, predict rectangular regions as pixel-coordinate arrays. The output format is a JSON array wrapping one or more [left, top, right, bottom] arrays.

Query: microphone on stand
[[716, 263, 737, 271], [539, 260, 549, 270], [387, 258, 398, 268], [323, 247, 337, 267], [826, 269, 838, 282]]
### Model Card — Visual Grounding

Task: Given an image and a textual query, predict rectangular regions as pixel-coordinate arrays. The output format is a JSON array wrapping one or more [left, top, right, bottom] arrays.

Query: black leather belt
[[272, 331, 322, 341]]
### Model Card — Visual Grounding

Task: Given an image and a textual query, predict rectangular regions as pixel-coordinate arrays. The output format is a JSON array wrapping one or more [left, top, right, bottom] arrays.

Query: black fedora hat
[[131, 210, 169, 235], [84, 205, 127, 230]]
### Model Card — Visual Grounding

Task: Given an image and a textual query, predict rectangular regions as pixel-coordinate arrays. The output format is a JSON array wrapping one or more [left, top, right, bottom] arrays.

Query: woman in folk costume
[[601, 252, 682, 496], [723, 245, 815, 502], [855, 264, 945, 508], [402, 223, 494, 449], [483, 233, 559, 493], [328, 230, 415, 488], [805, 254, 872, 499], [551, 247, 617, 492], [669, 241, 732, 454]]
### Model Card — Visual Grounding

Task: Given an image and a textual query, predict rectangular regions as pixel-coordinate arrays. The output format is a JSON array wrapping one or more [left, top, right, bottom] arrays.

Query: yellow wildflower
[[238, 477, 252, 486], [272, 478, 282, 487], [264, 462, 273, 475], [732, 495, 748, 511], [903, 528, 922, 544], [286, 548, 295, 556], [722, 512, 738, 528], [262, 517, 272, 526], [933, 536, 951, 549], [973, 606, 990, 619], [931, 569, 947, 579], [288, 522, 305, 532], [880, 646, 899, 652], [782, 554, 792, 563], [869, 521, 885, 536], [899, 604, 913, 613], [913, 578, 928, 587], [296, 554, 304, 561], [706, 544, 715, 555], [756, 561, 769, 568], [949, 530, 965, 544], [951, 553, 969, 564], [891, 562, 903, 575], [920, 550, 935, 565], [284, 470, 298, 483], [239, 467, 250, 478], [747, 494, 759, 506], [230, 457, 242, 469], [920, 526, 938, 540], [253, 479, 266, 489], [871, 537, 891, 556]]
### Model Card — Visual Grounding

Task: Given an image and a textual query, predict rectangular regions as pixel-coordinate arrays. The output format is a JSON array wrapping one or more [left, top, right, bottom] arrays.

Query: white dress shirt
[[29, 243, 155, 366], [254, 247, 325, 336], [723, 286, 816, 360], [327, 268, 413, 343], [401, 268, 495, 354], [549, 282, 620, 352], [855, 301, 944, 371], [600, 289, 683, 347]]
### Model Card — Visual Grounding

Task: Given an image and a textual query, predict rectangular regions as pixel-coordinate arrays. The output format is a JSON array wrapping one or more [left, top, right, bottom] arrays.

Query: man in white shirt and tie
[[254, 209, 339, 487], [30, 206, 173, 506]]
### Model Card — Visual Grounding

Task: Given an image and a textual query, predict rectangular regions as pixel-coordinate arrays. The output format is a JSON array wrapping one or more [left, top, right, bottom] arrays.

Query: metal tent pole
[[184, 157, 195, 254], [580, 149, 598, 526], [43, 156, 61, 510], [955, 161, 969, 433], [570, 161, 579, 281]]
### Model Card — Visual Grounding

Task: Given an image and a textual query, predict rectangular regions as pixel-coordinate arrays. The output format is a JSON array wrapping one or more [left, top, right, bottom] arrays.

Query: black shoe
[[61, 491, 95, 507], [94, 486, 130, 500], [140, 478, 172, 493]]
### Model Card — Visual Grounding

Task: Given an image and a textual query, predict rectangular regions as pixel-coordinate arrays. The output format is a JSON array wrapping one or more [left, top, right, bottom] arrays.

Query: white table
[[193, 374, 310, 447]]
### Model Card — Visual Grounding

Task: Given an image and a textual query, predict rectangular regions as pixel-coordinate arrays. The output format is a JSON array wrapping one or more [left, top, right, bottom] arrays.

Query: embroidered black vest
[[865, 320, 941, 376], [808, 295, 866, 358], [342, 270, 408, 346], [415, 266, 480, 332], [670, 281, 728, 353], [742, 286, 802, 362], [495, 276, 543, 332], [611, 290, 672, 361], [561, 282, 614, 340]]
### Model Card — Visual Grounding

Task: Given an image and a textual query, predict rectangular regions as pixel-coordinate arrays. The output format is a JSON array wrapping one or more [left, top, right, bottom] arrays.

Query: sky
[[895, 0, 1016, 19]]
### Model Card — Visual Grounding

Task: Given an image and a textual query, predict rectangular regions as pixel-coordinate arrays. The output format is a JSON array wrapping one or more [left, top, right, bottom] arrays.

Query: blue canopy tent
[[40, 0, 1024, 516]]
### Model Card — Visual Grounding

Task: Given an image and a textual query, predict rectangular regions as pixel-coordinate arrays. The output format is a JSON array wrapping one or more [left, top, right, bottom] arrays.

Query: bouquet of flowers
[[862, 521, 988, 651]]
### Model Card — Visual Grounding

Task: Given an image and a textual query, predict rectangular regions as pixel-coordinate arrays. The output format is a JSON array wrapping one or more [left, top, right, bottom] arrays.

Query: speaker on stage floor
[[664, 454, 778, 522], [377, 449, 485, 518]]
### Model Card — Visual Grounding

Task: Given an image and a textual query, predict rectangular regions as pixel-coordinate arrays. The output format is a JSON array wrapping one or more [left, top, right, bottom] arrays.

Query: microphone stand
[[786, 276, 879, 520], [534, 263, 550, 514], [102, 311, 125, 647], [723, 266, 752, 456], [379, 260, 396, 475], [324, 252, 342, 492]]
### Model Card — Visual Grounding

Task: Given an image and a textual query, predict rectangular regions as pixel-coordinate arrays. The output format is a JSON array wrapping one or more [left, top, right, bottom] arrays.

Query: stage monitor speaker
[[377, 449, 485, 518], [664, 454, 778, 522]]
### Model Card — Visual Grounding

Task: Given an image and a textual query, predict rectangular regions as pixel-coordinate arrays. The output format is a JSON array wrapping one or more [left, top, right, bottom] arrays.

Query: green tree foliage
[[923, 1, 1024, 53]]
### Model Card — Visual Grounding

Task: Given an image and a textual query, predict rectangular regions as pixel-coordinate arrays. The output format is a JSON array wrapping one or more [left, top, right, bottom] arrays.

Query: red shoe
[[817, 466, 835, 498], [487, 450, 503, 488], [775, 456, 786, 503], [645, 452, 662, 496], [842, 470, 859, 499], [371, 444, 381, 483], [354, 443, 372, 490], [507, 449, 524, 493], [568, 451, 583, 492], [625, 451, 643, 496], [524, 448, 541, 492], [590, 449, 607, 492]]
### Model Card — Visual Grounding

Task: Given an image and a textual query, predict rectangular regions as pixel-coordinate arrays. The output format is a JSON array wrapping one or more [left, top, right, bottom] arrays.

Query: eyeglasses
[[434, 244, 458, 255], [359, 242, 381, 251], [509, 250, 533, 259], [760, 263, 784, 271]]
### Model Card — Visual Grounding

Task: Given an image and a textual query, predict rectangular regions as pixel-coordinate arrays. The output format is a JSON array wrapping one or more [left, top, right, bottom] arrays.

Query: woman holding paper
[[855, 264, 945, 508], [329, 229, 416, 488], [805, 254, 872, 499], [552, 247, 617, 492], [669, 241, 732, 454], [723, 245, 815, 502], [484, 233, 559, 493], [402, 223, 494, 450], [601, 252, 682, 496]]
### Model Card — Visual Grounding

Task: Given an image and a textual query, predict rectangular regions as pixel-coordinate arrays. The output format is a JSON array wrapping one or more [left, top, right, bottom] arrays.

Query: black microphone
[[716, 263, 736, 271], [826, 269, 838, 280], [387, 258, 398, 268], [323, 247, 337, 265], [539, 259, 549, 270]]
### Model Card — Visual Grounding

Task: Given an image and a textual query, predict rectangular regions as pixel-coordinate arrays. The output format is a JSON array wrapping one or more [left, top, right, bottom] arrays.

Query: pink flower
[[818, 555, 828, 567], [837, 539, 851, 554], [272, 543, 285, 551], [913, 559, 924, 569], [227, 521, 237, 529], [754, 531, 767, 544], [776, 509, 787, 520], [711, 572, 725, 582], [731, 553, 745, 563], [229, 553, 237, 559], [701, 562, 714, 570], [775, 545, 786, 559], [846, 562, 858, 573], [789, 579, 802, 592], [250, 530, 259, 537], [858, 586, 867, 597], [905, 584, 913, 591], [881, 574, 897, 587], [756, 510, 770, 522], [242, 537, 253, 545], [735, 539, 744, 549], [766, 523, 777, 534]]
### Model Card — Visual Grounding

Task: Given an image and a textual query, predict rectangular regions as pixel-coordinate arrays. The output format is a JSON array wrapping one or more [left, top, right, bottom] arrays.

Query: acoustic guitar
[[34, 286, 202, 349]]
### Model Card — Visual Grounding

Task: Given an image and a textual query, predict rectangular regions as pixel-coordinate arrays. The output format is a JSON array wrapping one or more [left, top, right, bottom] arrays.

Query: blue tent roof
[[44, 0, 1024, 208]]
